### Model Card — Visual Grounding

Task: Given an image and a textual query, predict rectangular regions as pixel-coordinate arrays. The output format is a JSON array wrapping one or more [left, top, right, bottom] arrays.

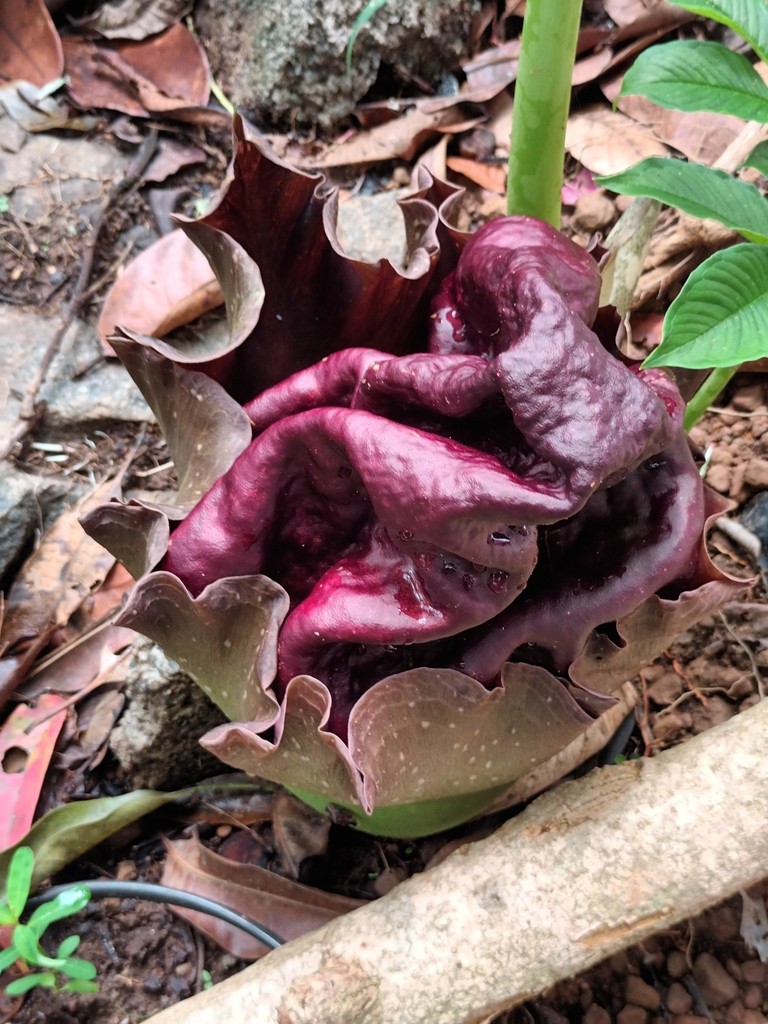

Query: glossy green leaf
[[5, 972, 57, 995], [0, 789, 195, 891], [56, 934, 81, 959], [744, 139, 768, 176], [597, 158, 768, 244], [670, 0, 768, 63], [6, 847, 33, 920], [0, 944, 20, 973], [620, 40, 768, 121], [0, 903, 16, 926], [12, 923, 52, 968], [63, 977, 100, 993], [0, 780, 259, 890], [57, 956, 98, 981], [27, 885, 91, 936], [643, 244, 768, 369]]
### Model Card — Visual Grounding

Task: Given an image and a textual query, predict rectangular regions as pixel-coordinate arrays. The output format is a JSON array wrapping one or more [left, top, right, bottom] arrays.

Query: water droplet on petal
[[488, 570, 509, 594], [487, 531, 511, 546]]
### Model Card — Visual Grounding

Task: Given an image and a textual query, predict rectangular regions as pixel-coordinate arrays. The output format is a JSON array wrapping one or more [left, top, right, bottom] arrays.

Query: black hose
[[26, 880, 285, 950]]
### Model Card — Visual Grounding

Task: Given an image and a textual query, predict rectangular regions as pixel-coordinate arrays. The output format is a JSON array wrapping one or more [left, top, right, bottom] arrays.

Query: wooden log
[[146, 699, 768, 1024]]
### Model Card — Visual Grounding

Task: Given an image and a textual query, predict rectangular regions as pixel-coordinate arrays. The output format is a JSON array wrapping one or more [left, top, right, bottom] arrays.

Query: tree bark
[[146, 699, 768, 1024]]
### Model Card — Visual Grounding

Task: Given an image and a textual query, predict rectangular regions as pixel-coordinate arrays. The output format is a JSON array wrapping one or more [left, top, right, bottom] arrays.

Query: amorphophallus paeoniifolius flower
[[84, 117, 745, 836]]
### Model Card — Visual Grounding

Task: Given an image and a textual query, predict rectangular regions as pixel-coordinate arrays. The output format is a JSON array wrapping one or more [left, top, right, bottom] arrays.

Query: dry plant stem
[[0, 129, 158, 462], [146, 698, 768, 1024]]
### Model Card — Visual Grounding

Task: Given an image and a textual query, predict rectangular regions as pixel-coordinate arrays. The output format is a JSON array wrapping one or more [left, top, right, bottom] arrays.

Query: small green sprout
[[0, 847, 98, 997]]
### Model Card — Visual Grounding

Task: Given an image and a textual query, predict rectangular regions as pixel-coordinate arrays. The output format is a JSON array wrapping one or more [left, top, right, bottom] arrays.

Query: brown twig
[[0, 129, 159, 461]]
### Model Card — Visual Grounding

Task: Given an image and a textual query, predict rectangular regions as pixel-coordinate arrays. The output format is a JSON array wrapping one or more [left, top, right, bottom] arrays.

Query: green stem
[[507, 0, 582, 226], [683, 365, 739, 430]]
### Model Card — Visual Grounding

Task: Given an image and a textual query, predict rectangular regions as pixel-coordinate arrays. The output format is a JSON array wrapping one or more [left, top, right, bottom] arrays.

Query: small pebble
[[742, 961, 767, 984], [115, 859, 137, 881], [725, 999, 745, 1024], [744, 984, 764, 1010], [705, 462, 732, 494], [744, 458, 768, 489], [573, 191, 616, 232], [693, 952, 740, 1005], [731, 383, 765, 412], [666, 981, 693, 1015], [667, 950, 690, 978], [583, 1004, 611, 1024], [653, 711, 692, 742], [670, 1018, 709, 1024], [647, 672, 684, 706], [626, 975, 661, 1010], [617, 1004, 648, 1024]]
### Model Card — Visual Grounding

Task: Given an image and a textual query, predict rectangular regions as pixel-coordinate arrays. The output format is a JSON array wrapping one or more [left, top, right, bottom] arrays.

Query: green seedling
[[0, 847, 98, 996]]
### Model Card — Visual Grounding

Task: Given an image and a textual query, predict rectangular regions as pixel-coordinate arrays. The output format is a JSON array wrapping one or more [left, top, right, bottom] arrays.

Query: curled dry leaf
[[0, 0, 63, 87], [84, 116, 747, 837], [0, 477, 119, 714], [566, 106, 669, 176], [74, 0, 194, 41], [161, 833, 363, 958], [98, 229, 224, 352], [63, 23, 209, 118], [604, 0, 669, 27]]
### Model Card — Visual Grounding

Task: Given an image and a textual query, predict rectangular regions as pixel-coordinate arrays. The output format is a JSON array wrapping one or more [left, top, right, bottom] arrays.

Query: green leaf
[[63, 977, 100, 993], [11, 923, 53, 968], [58, 956, 98, 981], [597, 158, 768, 244], [643, 244, 768, 369], [744, 139, 768, 176], [5, 972, 57, 995], [0, 789, 196, 890], [670, 0, 768, 63], [0, 945, 21, 973], [27, 885, 91, 937], [620, 40, 768, 121], [345, 0, 389, 72], [0, 903, 16, 926], [6, 847, 34, 920], [56, 934, 81, 959]]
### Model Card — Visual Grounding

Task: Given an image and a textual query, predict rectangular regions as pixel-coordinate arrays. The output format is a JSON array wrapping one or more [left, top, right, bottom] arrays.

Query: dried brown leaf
[[98, 229, 222, 350], [272, 790, 331, 878], [0, 477, 119, 655], [143, 138, 206, 184], [302, 107, 467, 169], [162, 833, 363, 958], [63, 23, 208, 117], [606, 77, 745, 166], [446, 156, 506, 194], [74, 0, 193, 41], [604, 0, 668, 27], [0, 0, 63, 86], [566, 106, 669, 175]]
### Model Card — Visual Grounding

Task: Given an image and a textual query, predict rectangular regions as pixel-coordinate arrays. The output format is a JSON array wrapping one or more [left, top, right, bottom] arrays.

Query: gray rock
[[692, 953, 740, 1007], [109, 637, 227, 790], [1, 308, 150, 442], [39, 318, 152, 428], [194, 0, 478, 130], [0, 132, 129, 222], [336, 189, 409, 265]]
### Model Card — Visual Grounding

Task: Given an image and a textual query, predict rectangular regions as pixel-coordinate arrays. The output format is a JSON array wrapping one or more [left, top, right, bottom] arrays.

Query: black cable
[[26, 880, 285, 950]]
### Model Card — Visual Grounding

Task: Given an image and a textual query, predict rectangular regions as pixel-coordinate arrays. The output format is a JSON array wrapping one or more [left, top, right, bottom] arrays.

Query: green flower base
[[288, 783, 511, 838]]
